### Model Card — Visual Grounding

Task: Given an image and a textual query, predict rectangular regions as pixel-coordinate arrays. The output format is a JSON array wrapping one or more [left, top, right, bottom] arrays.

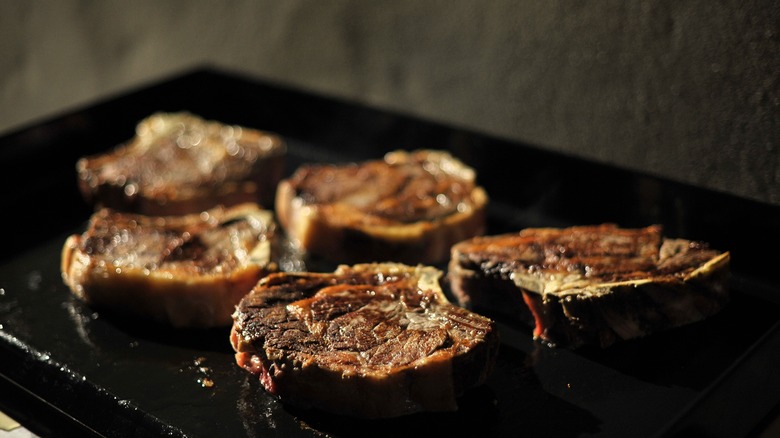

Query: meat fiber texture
[[230, 263, 500, 418], [61, 203, 278, 328], [275, 149, 488, 265], [76, 112, 286, 215], [448, 224, 730, 349]]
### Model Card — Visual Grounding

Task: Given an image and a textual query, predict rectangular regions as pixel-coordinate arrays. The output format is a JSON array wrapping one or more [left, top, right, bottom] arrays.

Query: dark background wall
[[1, 1, 778, 206]]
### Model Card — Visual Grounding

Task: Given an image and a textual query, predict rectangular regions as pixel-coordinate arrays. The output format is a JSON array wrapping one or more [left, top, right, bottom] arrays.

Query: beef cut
[[448, 224, 730, 348], [275, 149, 488, 265], [76, 112, 286, 215], [230, 263, 499, 418], [61, 203, 277, 327]]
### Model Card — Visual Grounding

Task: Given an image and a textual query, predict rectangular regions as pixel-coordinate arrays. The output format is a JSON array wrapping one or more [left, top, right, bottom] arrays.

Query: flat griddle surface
[[1, 67, 779, 437]]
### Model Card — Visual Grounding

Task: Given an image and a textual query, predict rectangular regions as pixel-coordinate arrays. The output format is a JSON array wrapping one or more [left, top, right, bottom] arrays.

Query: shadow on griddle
[[237, 344, 600, 437], [280, 388, 503, 438], [464, 281, 780, 393], [571, 291, 779, 391], [63, 295, 234, 354]]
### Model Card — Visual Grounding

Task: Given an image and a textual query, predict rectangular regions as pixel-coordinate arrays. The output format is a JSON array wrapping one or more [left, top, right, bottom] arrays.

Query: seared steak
[[448, 224, 730, 348], [275, 150, 488, 265], [77, 112, 285, 215], [61, 203, 277, 328], [230, 263, 499, 418]]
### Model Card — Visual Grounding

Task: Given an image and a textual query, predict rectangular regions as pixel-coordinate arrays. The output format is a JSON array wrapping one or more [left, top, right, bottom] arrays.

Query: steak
[[61, 203, 277, 328], [275, 149, 488, 265], [77, 112, 286, 215], [230, 263, 499, 418], [448, 224, 730, 348]]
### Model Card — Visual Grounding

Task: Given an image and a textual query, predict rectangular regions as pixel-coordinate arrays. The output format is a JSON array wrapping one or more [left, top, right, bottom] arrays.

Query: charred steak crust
[[61, 203, 277, 328], [448, 224, 731, 348], [230, 263, 499, 418], [77, 112, 286, 215], [275, 150, 488, 265]]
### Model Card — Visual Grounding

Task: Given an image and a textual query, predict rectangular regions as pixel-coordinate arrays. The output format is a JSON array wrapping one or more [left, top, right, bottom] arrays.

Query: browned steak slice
[[448, 224, 730, 348], [275, 150, 488, 265], [230, 263, 499, 418], [61, 203, 277, 327], [77, 112, 285, 215]]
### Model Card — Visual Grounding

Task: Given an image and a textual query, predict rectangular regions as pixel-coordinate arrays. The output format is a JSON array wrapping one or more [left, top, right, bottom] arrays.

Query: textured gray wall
[[1, 1, 778, 205]]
